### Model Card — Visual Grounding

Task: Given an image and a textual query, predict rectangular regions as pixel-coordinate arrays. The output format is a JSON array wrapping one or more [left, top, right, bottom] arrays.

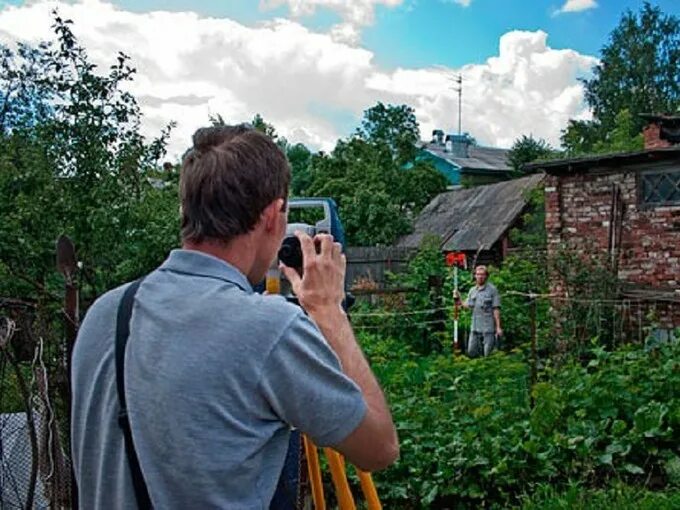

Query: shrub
[[359, 333, 680, 509]]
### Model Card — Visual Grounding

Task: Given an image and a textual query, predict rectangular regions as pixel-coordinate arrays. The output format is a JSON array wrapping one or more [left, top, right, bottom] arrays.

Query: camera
[[277, 199, 337, 271], [273, 198, 353, 309], [278, 224, 320, 270]]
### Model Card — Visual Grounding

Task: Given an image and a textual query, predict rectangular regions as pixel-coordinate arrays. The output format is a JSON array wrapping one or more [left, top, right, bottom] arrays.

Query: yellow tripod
[[304, 436, 382, 510], [266, 270, 382, 509]]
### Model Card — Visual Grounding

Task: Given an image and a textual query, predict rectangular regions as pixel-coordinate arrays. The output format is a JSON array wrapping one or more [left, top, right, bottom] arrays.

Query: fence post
[[427, 275, 445, 352], [56, 235, 79, 509], [530, 294, 537, 409]]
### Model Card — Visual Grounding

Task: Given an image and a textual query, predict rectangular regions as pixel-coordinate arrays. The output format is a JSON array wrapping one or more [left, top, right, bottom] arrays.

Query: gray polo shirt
[[466, 282, 501, 333], [71, 249, 366, 509]]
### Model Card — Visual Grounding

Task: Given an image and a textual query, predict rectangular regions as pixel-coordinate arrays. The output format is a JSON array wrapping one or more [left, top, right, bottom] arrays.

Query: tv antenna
[[450, 74, 463, 135]]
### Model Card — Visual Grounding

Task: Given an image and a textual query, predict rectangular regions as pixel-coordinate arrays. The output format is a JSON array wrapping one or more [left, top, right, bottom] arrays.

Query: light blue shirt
[[466, 282, 501, 333], [71, 249, 366, 509]]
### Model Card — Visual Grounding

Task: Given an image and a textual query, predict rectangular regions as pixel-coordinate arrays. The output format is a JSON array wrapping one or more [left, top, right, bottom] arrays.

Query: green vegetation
[[511, 3, 679, 163], [560, 2, 680, 156], [359, 334, 680, 509], [2, 5, 679, 509], [295, 103, 448, 246], [519, 483, 680, 510]]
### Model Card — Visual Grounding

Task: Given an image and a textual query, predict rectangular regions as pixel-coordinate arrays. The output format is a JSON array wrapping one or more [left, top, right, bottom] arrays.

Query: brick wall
[[544, 165, 680, 327]]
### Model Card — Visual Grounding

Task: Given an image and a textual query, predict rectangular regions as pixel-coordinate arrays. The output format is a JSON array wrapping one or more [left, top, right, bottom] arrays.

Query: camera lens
[[278, 236, 303, 268]]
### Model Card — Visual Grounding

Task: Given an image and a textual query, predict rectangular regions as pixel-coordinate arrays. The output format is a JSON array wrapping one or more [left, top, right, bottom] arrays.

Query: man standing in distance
[[455, 265, 502, 357], [71, 125, 398, 509]]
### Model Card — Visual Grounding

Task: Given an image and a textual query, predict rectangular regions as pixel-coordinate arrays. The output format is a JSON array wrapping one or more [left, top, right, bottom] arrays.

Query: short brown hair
[[180, 125, 290, 244]]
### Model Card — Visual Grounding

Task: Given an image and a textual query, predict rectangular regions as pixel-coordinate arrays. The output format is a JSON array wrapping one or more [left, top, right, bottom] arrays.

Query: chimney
[[446, 133, 473, 158], [432, 129, 444, 145], [640, 113, 680, 149]]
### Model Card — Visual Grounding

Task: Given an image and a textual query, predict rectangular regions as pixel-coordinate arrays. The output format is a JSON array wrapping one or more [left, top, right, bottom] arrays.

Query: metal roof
[[397, 173, 544, 251], [421, 142, 511, 173], [639, 113, 680, 123], [524, 147, 680, 174]]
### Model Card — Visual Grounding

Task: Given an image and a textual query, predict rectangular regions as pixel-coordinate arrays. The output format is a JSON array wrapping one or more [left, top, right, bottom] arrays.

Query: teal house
[[418, 130, 512, 187]]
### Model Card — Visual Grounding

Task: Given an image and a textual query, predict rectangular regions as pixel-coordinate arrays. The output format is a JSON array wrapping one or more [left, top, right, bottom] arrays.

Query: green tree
[[202, 104, 445, 245], [287, 142, 313, 196], [305, 107, 447, 245], [585, 2, 680, 133], [561, 3, 680, 154], [507, 135, 556, 174], [591, 109, 644, 153], [560, 119, 603, 156], [356, 102, 420, 164], [207, 112, 314, 195], [0, 14, 179, 468], [0, 13, 177, 304], [251, 113, 279, 142]]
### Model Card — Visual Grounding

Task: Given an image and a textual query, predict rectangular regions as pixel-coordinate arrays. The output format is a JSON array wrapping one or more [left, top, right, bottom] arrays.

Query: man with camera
[[71, 125, 399, 509]]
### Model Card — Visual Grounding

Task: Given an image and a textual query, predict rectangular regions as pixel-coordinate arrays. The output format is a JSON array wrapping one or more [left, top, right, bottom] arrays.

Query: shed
[[397, 173, 544, 266]]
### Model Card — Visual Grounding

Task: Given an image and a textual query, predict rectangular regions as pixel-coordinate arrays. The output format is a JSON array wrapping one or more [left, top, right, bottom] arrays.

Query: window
[[640, 168, 680, 207]]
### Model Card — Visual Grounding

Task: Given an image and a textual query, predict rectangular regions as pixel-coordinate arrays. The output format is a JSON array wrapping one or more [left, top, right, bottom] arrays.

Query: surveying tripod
[[265, 272, 382, 510]]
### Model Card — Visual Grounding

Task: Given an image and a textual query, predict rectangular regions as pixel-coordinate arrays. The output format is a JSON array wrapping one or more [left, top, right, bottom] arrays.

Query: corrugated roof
[[421, 142, 511, 173], [524, 147, 680, 173], [397, 173, 544, 251]]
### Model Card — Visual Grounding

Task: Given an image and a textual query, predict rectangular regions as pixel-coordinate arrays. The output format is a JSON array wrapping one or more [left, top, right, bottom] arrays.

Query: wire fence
[[349, 288, 680, 352], [0, 318, 72, 510], [1, 268, 678, 510]]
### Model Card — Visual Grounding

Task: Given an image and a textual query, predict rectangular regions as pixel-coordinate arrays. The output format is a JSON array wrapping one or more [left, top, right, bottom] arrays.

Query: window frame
[[638, 165, 680, 209]]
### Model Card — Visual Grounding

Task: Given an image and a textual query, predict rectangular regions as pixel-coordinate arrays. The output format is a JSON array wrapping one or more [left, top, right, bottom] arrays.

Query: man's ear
[[262, 198, 285, 232]]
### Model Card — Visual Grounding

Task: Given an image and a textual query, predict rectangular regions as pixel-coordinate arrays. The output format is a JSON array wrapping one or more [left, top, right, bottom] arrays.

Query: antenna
[[448, 74, 463, 135], [455, 74, 462, 135]]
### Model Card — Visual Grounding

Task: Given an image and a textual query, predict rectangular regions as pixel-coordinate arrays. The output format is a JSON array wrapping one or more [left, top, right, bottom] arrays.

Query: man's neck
[[183, 237, 256, 280]]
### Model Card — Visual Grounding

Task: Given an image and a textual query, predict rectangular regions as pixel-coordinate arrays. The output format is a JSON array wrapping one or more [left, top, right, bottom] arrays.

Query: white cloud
[[367, 30, 597, 148], [440, 0, 472, 7], [0, 1, 597, 158], [556, 0, 597, 15], [260, 0, 403, 25], [260, 0, 403, 44]]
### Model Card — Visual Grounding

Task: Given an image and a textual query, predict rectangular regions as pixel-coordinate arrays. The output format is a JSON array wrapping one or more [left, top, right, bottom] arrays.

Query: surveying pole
[[454, 265, 459, 351], [445, 252, 466, 354]]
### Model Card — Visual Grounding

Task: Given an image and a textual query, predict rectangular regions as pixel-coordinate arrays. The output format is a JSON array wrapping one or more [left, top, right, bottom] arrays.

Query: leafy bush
[[352, 238, 549, 354], [519, 483, 680, 510], [359, 334, 680, 509]]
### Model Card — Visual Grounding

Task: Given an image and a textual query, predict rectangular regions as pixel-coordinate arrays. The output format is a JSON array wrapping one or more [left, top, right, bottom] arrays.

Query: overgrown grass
[[359, 333, 680, 509], [519, 483, 680, 510]]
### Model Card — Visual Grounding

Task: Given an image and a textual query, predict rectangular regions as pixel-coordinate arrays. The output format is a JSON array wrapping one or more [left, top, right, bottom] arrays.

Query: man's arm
[[280, 232, 398, 472], [492, 285, 502, 336], [454, 289, 471, 309], [311, 307, 399, 471], [493, 308, 502, 336]]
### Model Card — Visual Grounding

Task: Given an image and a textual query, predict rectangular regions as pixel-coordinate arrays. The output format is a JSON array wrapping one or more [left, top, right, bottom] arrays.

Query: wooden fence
[[345, 246, 416, 288]]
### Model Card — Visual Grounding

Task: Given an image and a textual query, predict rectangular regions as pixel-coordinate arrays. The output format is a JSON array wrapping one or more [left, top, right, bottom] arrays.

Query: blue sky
[[0, 0, 677, 156], [92, 0, 679, 68]]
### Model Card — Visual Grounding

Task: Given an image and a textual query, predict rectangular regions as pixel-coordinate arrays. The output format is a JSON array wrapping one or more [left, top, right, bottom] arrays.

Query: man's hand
[[280, 231, 399, 471], [279, 231, 346, 315], [496, 328, 503, 338]]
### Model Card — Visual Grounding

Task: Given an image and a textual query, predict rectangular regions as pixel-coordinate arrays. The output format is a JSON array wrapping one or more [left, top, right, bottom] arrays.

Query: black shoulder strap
[[115, 278, 152, 509]]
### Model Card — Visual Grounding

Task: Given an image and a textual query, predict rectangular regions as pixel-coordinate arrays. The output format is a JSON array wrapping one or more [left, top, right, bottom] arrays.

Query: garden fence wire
[[0, 318, 72, 510]]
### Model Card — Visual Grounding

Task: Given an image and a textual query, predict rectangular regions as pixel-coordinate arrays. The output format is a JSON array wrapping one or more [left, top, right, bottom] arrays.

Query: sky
[[0, 0, 677, 159]]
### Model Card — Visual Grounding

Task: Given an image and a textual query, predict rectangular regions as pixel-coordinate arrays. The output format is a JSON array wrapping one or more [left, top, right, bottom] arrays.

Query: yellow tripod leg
[[357, 470, 382, 510], [323, 448, 356, 510], [304, 435, 326, 510]]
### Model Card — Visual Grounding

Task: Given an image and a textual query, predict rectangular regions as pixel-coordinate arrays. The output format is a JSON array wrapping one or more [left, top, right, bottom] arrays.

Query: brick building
[[528, 114, 680, 330]]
